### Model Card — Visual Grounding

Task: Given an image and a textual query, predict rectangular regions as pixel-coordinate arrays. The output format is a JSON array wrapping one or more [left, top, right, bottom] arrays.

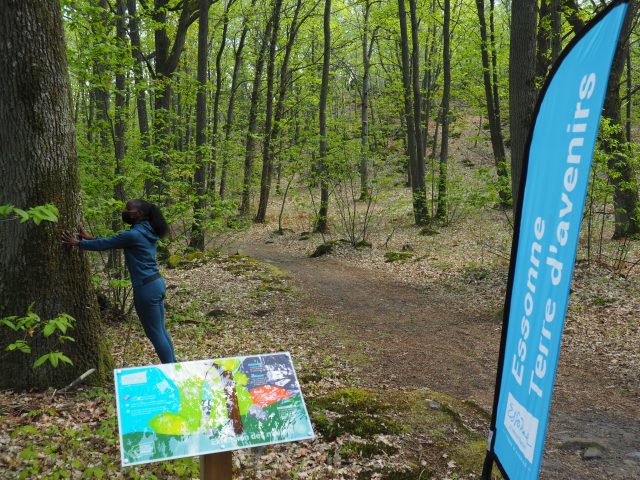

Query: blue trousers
[[133, 278, 176, 364]]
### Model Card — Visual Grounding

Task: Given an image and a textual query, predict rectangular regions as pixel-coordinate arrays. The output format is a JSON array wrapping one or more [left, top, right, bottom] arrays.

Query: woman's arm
[[78, 229, 136, 251]]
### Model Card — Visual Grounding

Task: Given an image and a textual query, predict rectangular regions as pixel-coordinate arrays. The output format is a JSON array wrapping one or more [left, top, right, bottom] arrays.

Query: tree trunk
[[475, 0, 508, 206], [152, 0, 198, 196], [602, 0, 639, 238], [189, 0, 210, 251], [0, 0, 112, 391], [255, 0, 284, 223], [127, 0, 153, 196], [436, 0, 450, 222], [398, 0, 428, 224], [91, 0, 112, 153], [421, 0, 439, 158], [409, 0, 425, 182], [314, 0, 331, 233], [239, 14, 274, 217], [509, 0, 538, 212], [535, 0, 552, 81], [209, 0, 236, 196], [219, 11, 251, 199], [110, 0, 128, 271], [360, 0, 373, 200]]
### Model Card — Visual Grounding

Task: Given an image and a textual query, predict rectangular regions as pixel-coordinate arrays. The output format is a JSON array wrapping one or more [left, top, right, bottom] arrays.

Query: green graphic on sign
[[114, 352, 314, 466]]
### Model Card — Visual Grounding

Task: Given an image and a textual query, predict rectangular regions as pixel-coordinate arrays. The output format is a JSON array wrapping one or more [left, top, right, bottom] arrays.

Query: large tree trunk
[[602, 0, 639, 238], [314, 0, 331, 233], [509, 0, 538, 211], [0, 0, 112, 391], [189, 0, 210, 251], [398, 0, 428, 225], [475, 0, 508, 206], [436, 0, 450, 222], [255, 0, 284, 223]]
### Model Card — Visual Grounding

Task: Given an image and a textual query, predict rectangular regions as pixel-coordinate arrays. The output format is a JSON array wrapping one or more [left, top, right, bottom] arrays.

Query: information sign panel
[[114, 352, 314, 466]]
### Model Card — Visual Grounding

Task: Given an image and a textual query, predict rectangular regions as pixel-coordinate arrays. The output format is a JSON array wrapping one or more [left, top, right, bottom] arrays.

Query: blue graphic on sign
[[492, 3, 628, 478]]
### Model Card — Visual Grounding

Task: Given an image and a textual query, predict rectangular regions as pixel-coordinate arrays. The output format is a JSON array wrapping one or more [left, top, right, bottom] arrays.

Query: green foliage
[[1, 305, 76, 369], [0, 203, 59, 225]]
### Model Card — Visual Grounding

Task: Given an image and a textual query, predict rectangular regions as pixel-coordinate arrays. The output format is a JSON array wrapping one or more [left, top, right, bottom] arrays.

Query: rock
[[625, 451, 640, 463], [311, 242, 334, 257], [559, 439, 605, 451], [207, 309, 227, 318], [384, 251, 413, 263], [265, 239, 275, 244], [583, 446, 604, 460], [429, 401, 441, 410]]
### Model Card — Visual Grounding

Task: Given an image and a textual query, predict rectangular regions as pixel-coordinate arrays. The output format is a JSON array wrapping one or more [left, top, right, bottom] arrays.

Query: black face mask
[[122, 211, 136, 225]]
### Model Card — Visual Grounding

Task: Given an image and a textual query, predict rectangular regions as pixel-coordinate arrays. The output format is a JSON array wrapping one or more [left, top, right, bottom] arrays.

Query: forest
[[1, 0, 639, 478]]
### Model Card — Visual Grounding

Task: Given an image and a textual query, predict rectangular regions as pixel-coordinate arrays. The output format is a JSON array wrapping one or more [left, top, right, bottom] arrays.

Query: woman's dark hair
[[131, 199, 169, 238]]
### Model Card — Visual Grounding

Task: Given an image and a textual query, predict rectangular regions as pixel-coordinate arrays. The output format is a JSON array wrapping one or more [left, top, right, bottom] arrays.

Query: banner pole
[[200, 451, 233, 480], [480, 452, 493, 480]]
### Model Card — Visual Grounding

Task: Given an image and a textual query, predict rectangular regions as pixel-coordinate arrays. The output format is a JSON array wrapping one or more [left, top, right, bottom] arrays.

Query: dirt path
[[234, 240, 640, 479]]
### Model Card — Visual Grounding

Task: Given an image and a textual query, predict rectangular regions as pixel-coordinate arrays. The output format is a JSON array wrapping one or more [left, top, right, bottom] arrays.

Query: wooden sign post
[[200, 452, 232, 480]]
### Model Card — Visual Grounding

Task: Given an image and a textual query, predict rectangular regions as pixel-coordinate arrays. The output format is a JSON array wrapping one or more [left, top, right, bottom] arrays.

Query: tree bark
[[151, 0, 199, 196], [110, 0, 128, 271], [255, 0, 285, 223], [509, 0, 538, 212], [602, 0, 639, 238], [475, 0, 508, 206], [219, 10, 251, 199], [398, 0, 428, 224], [189, 0, 210, 251], [239, 13, 274, 217], [314, 0, 331, 233], [209, 1, 235, 197], [127, 0, 153, 196], [360, 0, 373, 200], [409, 0, 425, 181], [436, 0, 450, 222], [0, 0, 112, 390]]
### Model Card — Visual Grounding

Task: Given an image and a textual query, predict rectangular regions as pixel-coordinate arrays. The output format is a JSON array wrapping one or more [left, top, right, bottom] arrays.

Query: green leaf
[[43, 322, 57, 338], [1, 318, 18, 331], [7, 341, 30, 353], [28, 205, 59, 223], [57, 353, 73, 366], [33, 354, 50, 369], [13, 208, 29, 223], [0, 204, 14, 217]]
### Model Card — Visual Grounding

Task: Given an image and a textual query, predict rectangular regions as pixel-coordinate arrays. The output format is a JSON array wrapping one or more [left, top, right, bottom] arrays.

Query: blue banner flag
[[482, 1, 629, 479]]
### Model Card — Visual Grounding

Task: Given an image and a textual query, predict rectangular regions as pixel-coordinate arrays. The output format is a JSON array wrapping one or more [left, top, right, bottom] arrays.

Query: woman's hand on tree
[[62, 231, 81, 247], [77, 223, 94, 240]]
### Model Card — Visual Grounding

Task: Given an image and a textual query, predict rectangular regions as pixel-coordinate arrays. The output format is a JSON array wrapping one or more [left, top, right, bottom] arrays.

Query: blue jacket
[[79, 221, 160, 287]]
